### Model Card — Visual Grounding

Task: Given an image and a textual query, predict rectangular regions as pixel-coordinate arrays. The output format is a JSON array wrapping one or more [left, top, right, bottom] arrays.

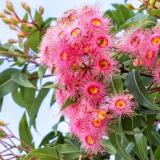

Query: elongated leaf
[[0, 97, 3, 112], [104, 4, 134, 29], [12, 73, 35, 88], [109, 74, 123, 94], [102, 139, 116, 155], [28, 82, 51, 126], [28, 147, 58, 160], [154, 147, 160, 160], [0, 69, 19, 98], [41, 17, 57, 29], [19, 113, 34, 149], [61, 97, 75, 111], [125, 70, 159, 110], [38, 65, 47, 80], [134, 133, 148, 160], [39, 131, 57, 147], [109, 133, 132, 160]]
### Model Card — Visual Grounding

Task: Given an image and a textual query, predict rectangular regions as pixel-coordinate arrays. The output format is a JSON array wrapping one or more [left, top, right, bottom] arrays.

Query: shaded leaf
[[19, 113, 34, 149], [28, 147, 58, 160], [0, 68, 19, 98], [125, 70, 159, 110], [28, 82, 51, 126], [61, 97, 75, 111], [12, 73, 35, 88]]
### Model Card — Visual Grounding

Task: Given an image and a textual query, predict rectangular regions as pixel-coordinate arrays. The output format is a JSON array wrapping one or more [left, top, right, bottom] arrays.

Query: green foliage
[[0, 1, 160, 160]]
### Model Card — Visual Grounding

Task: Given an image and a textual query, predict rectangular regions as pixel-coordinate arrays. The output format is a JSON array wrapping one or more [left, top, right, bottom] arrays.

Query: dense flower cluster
[[40, 6, 136, 153], [119, 26, 160, 83]]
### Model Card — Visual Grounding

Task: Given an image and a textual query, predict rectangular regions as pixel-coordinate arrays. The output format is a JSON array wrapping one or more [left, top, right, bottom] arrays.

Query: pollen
[[151, 36, 160, 46], [58, 31, 65, 39], [99, 59, 110, 70], [146, 50, 154, 60], [115, 99, 127, 109], [97, 37, 108, 48], [71, 63, 79, 72], [97, 110, 107, 120], [84, 45, 92, 53], [92, 118, 102, 127], [130, 36, 140, 47], [88, 86, 99, 95], [91, 18, 102, 27], [71, 28, 81, 37], [60, 51, 68, 61], [85, 135, 95, 145]]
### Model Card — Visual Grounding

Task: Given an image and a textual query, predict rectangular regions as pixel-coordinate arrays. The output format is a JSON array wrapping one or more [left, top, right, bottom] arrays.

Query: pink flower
[[94, 53, 116, 77], [106, 94, 135, 117], [81, 81, 105, 104], [81, 134, 103, 154], [119, 29, 145, 56], [153, 65, 160, 84]]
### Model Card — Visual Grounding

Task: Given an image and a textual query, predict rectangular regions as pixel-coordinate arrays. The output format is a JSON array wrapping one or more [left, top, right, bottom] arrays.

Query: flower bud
[[8, 38, 18, 44], [21, 2, 31, 13], [39, 6, 44, 15], [0, 12, 6, 18], [2, 17, 11, 24], [0, 128, 7, 139], [18, 31, 26, 38], [6, 1, 14, 12], [155, 2, 160, 8], [126, 4, 135, 10], [11, 17, 19, 25], [0, 120, 7, 126], [4, 9, 12, 15], [9, 24, 17, 30], [149, 0, 156, 7]]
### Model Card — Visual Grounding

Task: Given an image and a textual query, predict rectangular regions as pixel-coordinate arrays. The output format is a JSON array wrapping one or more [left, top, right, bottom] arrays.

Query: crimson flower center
[[99, 59, 110, 70], [60, 51, 68, 61], [88, 85, 99, 95], [130, 36, 140, 47], [85, 135, 95, 145], [97, 37, 108, 48]]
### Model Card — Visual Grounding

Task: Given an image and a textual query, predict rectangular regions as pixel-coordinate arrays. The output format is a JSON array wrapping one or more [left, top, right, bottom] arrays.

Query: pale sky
[[0, 0, 141, 146]]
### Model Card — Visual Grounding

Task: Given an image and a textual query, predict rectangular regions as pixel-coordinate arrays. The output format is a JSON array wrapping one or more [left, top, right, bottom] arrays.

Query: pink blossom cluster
[[40, 6, 135, 153], [119, 26, 160, 83]]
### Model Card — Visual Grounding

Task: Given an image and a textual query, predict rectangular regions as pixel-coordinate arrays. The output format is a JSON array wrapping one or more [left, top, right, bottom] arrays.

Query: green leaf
[[156, 113, 160, 120], [50, 91, 56, 107], [109, 133, 132, 160], [61, 97, 75, 111], [28, 30, 42, 52], [28, 82, 51, 126], [0, 68, 19, 98], [56, 144, 80, 160], [0, 97, 3, 112], [38, 65, 47, 79], [109, 74, 123, 94], [39, 131, 57, 147], [28, 147, 58, 160], [101, 139, 116, 155], [41, 17, 57, 29], [12, 73, 35, 88], [12, 86, 36, 109], [150, 9, 160, 17], [19, 113, 34, 149], [154, 147, 160, 160], [104, 4, 134, 30], [134, 133, 148, 160], [125, 70, 159, 110]]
